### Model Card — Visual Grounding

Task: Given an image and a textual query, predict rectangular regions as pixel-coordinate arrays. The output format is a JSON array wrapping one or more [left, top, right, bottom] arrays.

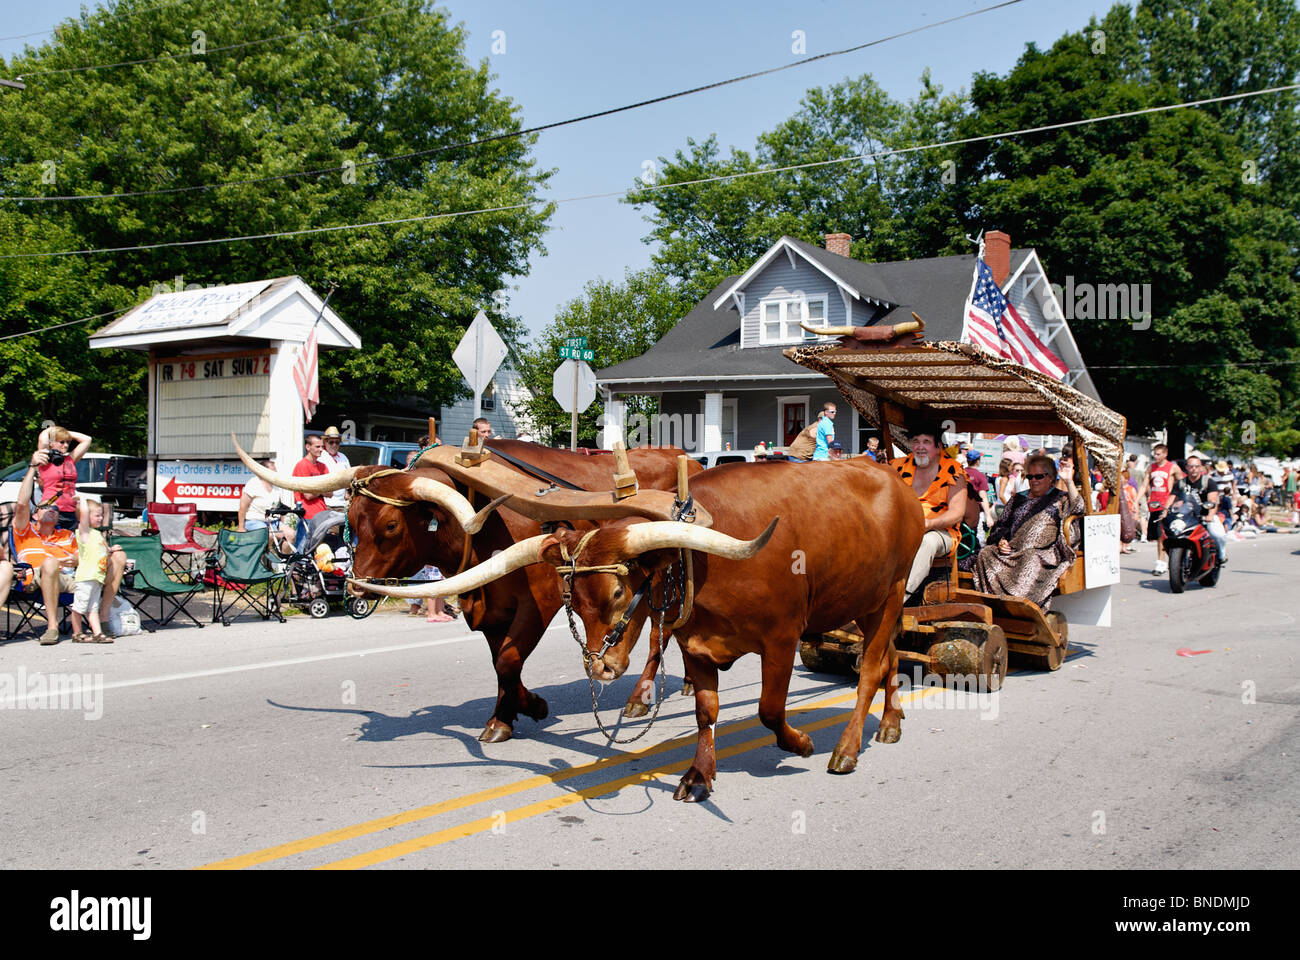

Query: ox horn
[[349, 534, 552, 599], [406, 478, 510, 535], [799, 319, 921, 338], [618, 516, 779, 561], [232, 434, 358, 494]]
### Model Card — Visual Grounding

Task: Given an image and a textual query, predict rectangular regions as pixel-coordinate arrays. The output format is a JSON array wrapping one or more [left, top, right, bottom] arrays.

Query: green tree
[[515, 269, 693, 446], [621, 1, 1300, 453], [953, 2, 1300, 443], [0, 0, 552, 463], [624, 72, 965, 291]]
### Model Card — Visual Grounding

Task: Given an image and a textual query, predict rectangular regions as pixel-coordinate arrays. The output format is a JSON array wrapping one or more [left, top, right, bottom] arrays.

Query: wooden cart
[[785, 323, 1127, 691]]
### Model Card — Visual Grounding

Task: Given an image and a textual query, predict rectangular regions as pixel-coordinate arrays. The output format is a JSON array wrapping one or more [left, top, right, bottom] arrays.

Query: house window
[[482, 381, 496, 411], [758, 295, 826, 345]]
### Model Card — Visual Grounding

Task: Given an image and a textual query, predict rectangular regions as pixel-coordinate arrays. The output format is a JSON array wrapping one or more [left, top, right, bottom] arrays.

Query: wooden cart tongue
[[410, 442, 714, 527]]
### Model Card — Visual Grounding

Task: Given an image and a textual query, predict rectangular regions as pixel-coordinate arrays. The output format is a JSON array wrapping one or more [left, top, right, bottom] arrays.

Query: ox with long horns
[[362, 455, 925, 802], [235, 437, 701, 742]]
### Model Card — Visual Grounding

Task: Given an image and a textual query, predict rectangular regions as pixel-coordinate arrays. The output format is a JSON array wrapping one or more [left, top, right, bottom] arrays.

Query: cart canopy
[[785, 339, 1127, 489]]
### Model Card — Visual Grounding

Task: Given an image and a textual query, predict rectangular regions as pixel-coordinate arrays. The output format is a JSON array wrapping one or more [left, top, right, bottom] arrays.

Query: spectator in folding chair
[[237, 458, 294, 555], [9, 456, 93, 643]]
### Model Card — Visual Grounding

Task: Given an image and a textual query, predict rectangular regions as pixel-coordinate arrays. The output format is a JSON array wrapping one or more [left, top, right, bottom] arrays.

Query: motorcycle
[[1160, 500, 1222, 593]]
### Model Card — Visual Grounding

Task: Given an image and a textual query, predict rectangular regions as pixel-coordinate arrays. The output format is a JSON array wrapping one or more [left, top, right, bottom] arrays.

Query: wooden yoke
[[428, 417, 437, 443], [612, 441, 638, 500], [670, 453, 695, 629], [456, 431, 490, 468]]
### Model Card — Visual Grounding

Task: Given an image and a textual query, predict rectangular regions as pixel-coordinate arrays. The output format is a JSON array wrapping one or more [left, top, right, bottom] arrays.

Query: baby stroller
[[265, 505, 367, 619]]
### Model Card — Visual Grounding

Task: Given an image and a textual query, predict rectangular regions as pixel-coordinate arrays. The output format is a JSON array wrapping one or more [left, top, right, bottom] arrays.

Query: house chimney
[[984, 230, 1011, 287], [824, 233, 852, 258]]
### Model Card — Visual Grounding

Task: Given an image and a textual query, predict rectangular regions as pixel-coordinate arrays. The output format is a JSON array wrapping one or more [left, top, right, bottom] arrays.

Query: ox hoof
[[673, 780, 712, 803], [827, 751, 858, 775], [673, 768, 713, 802], [623, 701, 649, 719], [523, 695, 549, 722], [680, 680, 695, 698], [478, 722, 514, 744], [875, 724, 901, 744]]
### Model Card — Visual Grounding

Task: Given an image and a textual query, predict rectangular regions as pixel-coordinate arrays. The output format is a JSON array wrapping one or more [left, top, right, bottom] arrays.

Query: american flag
[[293, 321, 319, 422], [965, 259, 1068, 379]]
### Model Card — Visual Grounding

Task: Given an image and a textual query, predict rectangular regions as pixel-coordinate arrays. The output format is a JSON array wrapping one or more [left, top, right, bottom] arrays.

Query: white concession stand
[[90, 277, 360, 514]]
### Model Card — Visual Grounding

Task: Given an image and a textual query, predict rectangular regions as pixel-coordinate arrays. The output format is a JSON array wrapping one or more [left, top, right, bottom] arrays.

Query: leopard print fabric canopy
[[786, 340, 1127, 491]]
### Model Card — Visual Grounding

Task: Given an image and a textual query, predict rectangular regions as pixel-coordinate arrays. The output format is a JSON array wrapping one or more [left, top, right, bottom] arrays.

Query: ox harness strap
[[557, 498, 698, 745]]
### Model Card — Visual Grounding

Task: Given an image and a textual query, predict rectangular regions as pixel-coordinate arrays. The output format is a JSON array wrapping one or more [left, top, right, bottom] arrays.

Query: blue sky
[[1, 0, 1116, 336]]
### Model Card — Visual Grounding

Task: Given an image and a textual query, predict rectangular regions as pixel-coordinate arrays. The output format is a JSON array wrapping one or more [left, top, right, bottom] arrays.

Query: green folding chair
[[116, 536, 207, 631], [209, 528, 286, 626]]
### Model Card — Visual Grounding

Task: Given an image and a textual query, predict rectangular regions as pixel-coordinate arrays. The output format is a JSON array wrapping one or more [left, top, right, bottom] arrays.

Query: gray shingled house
[[596, 231, 1097, 454]]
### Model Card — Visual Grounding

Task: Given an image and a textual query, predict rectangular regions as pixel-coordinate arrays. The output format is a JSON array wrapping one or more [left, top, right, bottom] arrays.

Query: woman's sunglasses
[[1025, 472, 1050, 480]]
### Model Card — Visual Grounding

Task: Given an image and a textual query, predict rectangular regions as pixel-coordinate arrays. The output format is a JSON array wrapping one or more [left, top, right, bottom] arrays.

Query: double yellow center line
[[202, 685, 939, 870]]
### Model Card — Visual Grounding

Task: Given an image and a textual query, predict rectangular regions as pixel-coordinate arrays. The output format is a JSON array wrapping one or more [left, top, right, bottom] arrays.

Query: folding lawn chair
[[3, 526, 75, 642], [147, 502, 216, 580], [209, 528, 286, 626], [116, 535, 208, 631]]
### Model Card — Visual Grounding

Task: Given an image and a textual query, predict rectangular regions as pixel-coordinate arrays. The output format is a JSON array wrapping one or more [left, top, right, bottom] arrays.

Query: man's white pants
[[906, 530, 953, 595]]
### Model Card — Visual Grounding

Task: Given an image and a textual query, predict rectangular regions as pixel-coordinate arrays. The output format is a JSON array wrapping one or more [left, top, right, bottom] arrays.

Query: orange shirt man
[[890, 424, 968, 596]]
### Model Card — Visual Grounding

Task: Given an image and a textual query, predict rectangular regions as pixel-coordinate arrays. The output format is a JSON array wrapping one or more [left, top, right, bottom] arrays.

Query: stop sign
[[553, 359, 596, 413]]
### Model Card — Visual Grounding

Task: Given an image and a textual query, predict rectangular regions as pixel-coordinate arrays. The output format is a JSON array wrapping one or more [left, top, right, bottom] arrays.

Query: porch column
[[702, 392, 723, 452], [601, 396, 624, 451]]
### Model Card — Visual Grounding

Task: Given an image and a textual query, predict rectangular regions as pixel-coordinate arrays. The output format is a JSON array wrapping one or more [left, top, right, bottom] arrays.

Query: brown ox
[[369, 457, 924, 802], [239, 439, 700, 743]]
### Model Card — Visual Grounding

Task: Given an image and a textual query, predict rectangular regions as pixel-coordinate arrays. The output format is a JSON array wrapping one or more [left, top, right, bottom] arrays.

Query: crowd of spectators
[[945, 436, 1300, 585]]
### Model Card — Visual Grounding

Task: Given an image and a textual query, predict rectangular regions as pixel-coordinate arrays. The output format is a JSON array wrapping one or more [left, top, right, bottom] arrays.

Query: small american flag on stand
[[965, 258, 1068, 380], [293, 321, 319, 422]]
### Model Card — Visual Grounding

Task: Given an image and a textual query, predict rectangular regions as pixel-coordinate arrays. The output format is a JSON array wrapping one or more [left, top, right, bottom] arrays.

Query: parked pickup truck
[[337, 441, 422, 470]]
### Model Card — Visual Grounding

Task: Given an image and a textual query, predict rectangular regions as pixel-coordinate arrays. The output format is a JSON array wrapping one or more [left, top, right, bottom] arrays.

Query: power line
[[0, 0, 192, 43], [3, 81, 1297, 261], [3, 0, 1025, 202], [17, 7, 408, 77], [0, 306, 131, 342], [1088, 358, 1300, 370]]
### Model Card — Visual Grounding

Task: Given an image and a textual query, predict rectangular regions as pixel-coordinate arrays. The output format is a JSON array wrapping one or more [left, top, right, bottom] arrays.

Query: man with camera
[[12, 454, 81, 643], [35, 425, 93, 530]]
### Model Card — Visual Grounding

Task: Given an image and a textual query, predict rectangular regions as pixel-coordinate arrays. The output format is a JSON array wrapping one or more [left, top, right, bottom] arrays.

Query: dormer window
[[758, 294, 827, 345]]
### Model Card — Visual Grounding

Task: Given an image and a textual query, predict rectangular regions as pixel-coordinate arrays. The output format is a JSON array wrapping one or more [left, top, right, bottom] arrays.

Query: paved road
[[2, 533, 1297, 870]]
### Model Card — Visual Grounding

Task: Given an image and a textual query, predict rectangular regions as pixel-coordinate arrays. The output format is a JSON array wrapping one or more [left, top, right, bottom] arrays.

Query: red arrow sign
[[162, 476, 245, 501]]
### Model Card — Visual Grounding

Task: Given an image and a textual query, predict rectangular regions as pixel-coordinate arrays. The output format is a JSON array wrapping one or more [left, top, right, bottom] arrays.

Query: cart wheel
[[348, 596, 374, 618], [1027, 636, 1065, 672], [1045, 610, 1069, 653], [798, 639, 856, 676], [979, 624, 1008, 693], [309, 598, 330, 619]]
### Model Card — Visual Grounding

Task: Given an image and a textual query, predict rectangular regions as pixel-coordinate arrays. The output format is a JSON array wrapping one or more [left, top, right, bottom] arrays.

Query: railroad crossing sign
[[553, 358, 597, 451], [453, 310, 508, 419]]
